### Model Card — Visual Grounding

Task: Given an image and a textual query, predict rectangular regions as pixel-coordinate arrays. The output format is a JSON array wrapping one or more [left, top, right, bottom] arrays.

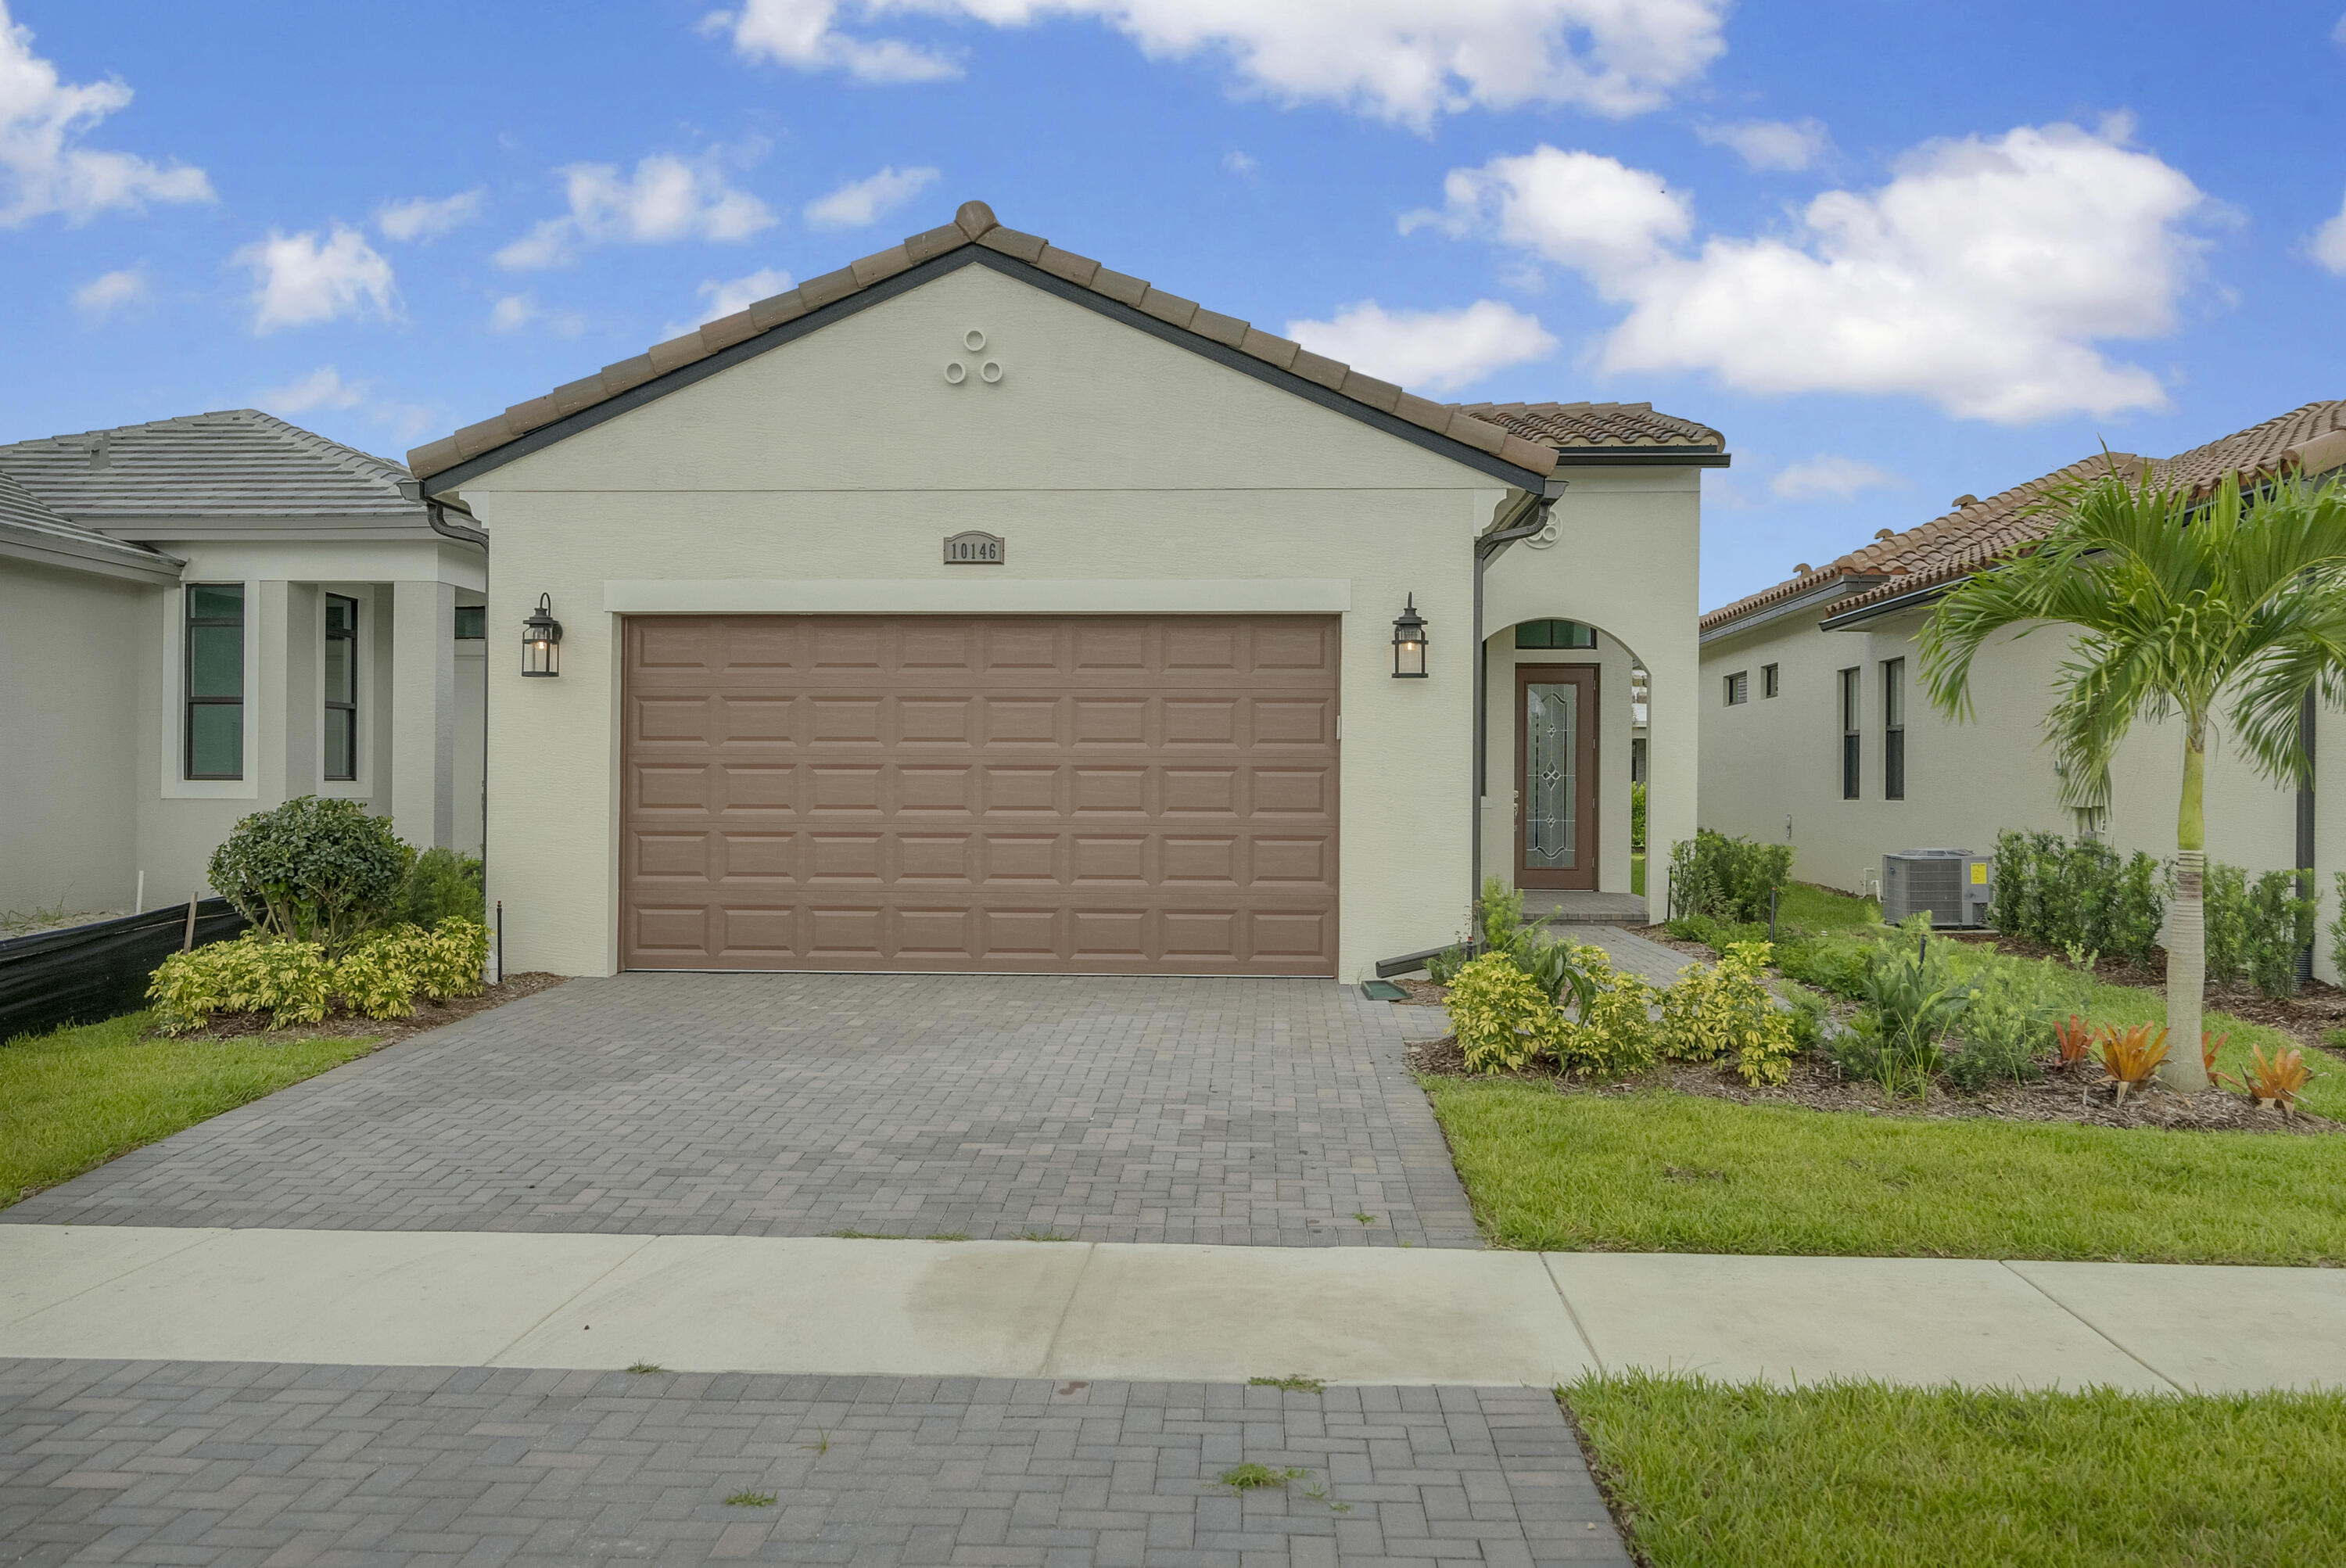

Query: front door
[[1516, 663, 1599, 890]]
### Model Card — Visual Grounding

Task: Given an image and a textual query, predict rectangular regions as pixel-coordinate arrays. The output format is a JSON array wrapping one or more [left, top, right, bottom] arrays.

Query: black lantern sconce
[[522, 594, 563, 677], [1391, 594, 1428, 679]]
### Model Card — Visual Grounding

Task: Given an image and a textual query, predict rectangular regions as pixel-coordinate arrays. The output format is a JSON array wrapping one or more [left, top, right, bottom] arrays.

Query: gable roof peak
[[408, 198, 1573, 487]]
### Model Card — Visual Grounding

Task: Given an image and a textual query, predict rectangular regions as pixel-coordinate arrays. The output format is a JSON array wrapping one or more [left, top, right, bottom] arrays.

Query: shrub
[[207, 796, 412, 956], [1551, 944, 1658, 1077], [1425, 945, 1469, 985], [1946, 960, 2075, 1090], [1446, 952, 1565, 1073], [1774, 934, 1872, 999], [1630, 780, 1648, 852], [1475, 876, 1527, 953], [1659, 942, 1795, 1085], [399, 847, 486, 925], [2243, 870, 2316, 999], [2332, 871, 2346, 985], [335, 928, 427, 1019], [332, 917, 490, 1018], [149, 934, 331, 1033], [1986, 829, 2165, 964], [2204, 862, 2250, 986], [1666, 831, 1793, 924]]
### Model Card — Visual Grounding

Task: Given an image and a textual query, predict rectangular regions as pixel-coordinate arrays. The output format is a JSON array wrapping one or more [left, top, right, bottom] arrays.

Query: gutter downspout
[[1471, 479, 1567, 934]]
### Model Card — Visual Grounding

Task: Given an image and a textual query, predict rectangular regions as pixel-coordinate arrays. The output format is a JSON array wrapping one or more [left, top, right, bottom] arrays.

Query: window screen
[[1724, 670, 1749, 705], [1882, 657, 1906, 801]]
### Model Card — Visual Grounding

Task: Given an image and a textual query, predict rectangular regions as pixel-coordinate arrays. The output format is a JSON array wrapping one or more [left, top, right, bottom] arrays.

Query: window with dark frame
[[325, 594, 357, 782], [1882, 656, 1906, 801], [454, 605, 485, 640], [1724, 669, 1749, 705], [1514, 619, 1598, 649], [1839, 666, 1861, 800], [185, 583, 245, 780], [1763, 663, 1780, 698]]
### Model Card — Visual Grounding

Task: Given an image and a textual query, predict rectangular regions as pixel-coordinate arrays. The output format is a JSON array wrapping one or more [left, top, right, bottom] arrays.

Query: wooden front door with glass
[[1515, 663, 1600, 891]]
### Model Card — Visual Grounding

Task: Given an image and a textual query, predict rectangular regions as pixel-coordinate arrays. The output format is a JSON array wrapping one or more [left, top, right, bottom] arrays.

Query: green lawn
[[2, 1011, 380, 1208], [1630, 852, 1645, 897], [1427, 1081, 2346, 1263], [1777, 879, 1880, 935], [1566, 1372, 2346, 1568]]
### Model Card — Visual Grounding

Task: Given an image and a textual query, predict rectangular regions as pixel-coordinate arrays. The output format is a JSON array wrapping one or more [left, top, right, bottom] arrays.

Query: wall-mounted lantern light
[[522, 593, 563, 677], [1391, 594, 1428, 679]]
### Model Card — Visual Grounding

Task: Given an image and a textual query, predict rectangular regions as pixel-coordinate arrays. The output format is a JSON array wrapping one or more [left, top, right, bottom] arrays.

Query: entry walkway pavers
[[0, 1364, 1633, 1568], [5, 1227, 2338, 1395], [1, 974, 1480, 1248]]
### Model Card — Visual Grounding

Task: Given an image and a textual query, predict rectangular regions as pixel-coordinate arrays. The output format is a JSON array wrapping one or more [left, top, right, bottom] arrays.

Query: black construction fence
[[0, 899, 249, 1042]]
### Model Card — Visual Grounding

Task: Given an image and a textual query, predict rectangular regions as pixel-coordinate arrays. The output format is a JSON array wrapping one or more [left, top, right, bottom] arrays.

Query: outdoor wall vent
[[1881, 849, 1993, 928]]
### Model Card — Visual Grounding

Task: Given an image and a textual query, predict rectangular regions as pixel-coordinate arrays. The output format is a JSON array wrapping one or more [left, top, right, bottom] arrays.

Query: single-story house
[[406, 199, 1727, 980], [0, 411, 488, 920], [1697, 399, 2346, 970]]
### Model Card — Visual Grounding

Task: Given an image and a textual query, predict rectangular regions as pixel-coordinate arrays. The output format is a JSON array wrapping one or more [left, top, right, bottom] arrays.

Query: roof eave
[[0, 522, 184, 583], [1550, 447, 1731, 468], [1699, 576, 1881, 644], [421, 245, 1553, 499], [1818, 577, 1961, 630]]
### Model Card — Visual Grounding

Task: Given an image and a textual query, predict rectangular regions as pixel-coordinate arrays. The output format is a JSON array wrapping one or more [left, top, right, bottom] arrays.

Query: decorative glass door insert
[[1516, 663, 1598, 889]]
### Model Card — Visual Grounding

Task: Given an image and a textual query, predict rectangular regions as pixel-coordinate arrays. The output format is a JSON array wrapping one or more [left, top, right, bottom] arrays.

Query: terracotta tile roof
[[1701, 399, 2346, 636], [1450, 400, 1724, 452], [0, 409, 420, 524], [407, 199, 1565, 485]]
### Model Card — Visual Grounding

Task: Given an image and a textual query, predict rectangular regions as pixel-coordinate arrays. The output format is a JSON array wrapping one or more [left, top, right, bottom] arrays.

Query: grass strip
[[1428, 1080, 2346, 1263], [1566, 1372, 2346, 1568], [2, 1010, 380, 1207]]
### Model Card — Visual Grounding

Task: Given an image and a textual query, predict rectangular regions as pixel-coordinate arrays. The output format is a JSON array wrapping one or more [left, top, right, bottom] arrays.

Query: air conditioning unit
[[1881, 849, 1993, 928]]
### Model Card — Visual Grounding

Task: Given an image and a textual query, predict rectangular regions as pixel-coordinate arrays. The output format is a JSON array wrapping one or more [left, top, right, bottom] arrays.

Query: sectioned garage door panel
[[619, 615, 1339, 973]]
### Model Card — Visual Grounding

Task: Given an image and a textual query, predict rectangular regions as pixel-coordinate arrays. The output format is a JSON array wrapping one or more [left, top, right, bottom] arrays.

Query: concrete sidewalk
[[6, 1226, 2338, 1394]]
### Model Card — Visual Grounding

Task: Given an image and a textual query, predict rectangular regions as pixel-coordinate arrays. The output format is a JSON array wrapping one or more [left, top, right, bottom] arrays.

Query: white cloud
[[71, 264, 146, 320], [1223, 149, 1257, 177], [497, 153, 774, 269], [1695, 117, 1830, 171], [0, 2, 212, 226], [708, 0, 1730, 127], [2312, 189, 2346, 275], [668, 267, 795, 337], [1770, 454, 1903, 502], [486, 291, 584, 336], [802, 165, 937, 229], [2334, 9, 2346, 44], [1284, 299, 1558, 394], [372, 401, 437, 443], [233, 225, 399, 333], [376, 188, 484, 242], [1422, 122, 2209, 424], [260, 364, 368, 414]]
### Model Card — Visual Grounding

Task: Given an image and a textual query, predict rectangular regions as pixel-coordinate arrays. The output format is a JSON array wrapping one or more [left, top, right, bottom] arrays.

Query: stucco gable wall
[[459, 264, 1490, 500]]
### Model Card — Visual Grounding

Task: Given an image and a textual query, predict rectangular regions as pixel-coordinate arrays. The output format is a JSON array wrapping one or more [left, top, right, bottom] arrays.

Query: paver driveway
[[5, 974, 1480, 1247]]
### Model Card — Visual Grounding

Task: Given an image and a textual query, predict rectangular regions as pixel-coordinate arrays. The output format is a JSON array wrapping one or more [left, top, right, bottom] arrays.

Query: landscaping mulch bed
[[1404, 1034, 2340, 1136], [1629, 924, 1718, 962], [174, 971, 567, 1049]]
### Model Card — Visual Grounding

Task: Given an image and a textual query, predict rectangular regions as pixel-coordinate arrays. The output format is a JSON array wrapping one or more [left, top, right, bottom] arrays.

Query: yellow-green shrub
[[1659, 941, 1798, 1085], [1554, 944, 1658, 1076], [417, 917, 490, 999], [334, 928, 428, 1019], [149, 934, 331, 1033], [1447, 952, 1566, 1072], [331, 917, 491, 1017]]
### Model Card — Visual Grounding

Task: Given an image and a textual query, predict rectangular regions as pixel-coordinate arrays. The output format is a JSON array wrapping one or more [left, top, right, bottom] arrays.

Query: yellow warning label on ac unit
[[1971, 863, 1989, 884]]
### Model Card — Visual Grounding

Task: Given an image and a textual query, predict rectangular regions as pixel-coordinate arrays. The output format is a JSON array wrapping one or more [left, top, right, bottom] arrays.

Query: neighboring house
[[1697, 400, 2346, 965], [405, 199, 1727, 980], [0, 411, 488, 920]]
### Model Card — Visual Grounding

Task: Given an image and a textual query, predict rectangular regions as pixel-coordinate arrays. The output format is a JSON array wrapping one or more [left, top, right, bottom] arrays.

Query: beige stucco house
[[1697, 400, 2346, 975], [0, 411, 487, 922], [406, 200, 1727, 981]]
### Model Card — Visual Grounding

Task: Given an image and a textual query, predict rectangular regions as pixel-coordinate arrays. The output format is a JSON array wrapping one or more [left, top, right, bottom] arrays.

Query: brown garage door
[[620, 615, 1339, 973]]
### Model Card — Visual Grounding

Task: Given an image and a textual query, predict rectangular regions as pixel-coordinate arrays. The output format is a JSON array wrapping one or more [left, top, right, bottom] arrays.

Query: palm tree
[[1918, 461, 2346, 1089]]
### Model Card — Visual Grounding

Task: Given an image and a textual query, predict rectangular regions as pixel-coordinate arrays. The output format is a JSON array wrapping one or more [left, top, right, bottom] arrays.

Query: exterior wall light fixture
[[1391, 594, 1429, 679], [522, 593, 563, 677]]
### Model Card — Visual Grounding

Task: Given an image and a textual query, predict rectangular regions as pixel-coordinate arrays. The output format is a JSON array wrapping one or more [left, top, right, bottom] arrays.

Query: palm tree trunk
[[2164, 729, 2209, 1091]]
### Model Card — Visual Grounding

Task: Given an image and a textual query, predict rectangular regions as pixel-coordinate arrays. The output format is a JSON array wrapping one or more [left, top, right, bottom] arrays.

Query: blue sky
[[6, 0, 2342, 608]]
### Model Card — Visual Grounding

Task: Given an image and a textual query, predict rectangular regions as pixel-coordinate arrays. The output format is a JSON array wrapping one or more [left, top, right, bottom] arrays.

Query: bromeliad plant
[[2235, 1043, 2315, 1115], [2096, 1023, 2171, 1103], [1921, 461, 2346, 1089], [2052, 1014, 2095, 1071]]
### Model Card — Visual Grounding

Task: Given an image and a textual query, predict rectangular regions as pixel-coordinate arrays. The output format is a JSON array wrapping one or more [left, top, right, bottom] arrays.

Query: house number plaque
[[942, 530, 1006, 565]]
